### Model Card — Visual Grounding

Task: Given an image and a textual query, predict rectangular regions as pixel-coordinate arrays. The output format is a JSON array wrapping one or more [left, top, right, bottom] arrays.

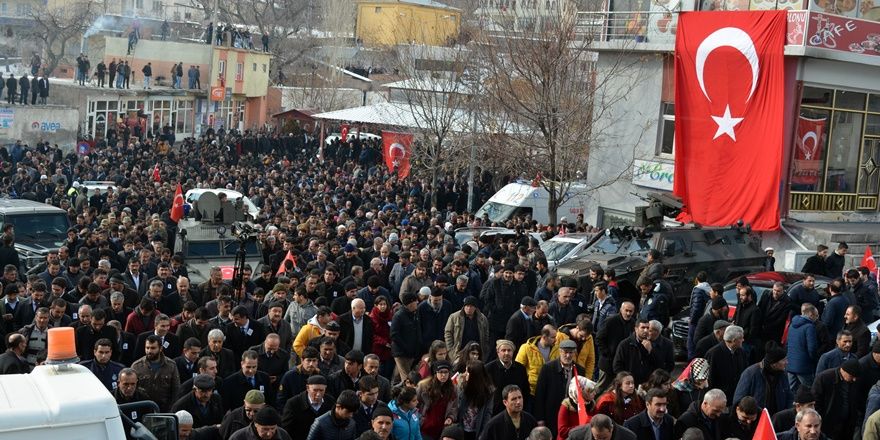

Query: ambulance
[[475, 181, 590, 225]]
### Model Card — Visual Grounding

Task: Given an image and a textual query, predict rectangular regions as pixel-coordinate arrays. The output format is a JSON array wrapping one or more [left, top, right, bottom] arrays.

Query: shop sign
[[633, 159, 674, 191]]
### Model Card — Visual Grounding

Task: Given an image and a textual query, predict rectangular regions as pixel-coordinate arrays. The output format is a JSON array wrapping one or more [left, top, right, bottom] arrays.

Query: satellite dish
[[195, 191, 221, 222]]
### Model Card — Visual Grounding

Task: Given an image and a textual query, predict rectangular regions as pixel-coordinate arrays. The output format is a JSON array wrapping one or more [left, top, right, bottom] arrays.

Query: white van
[[475, 181, 589, 225], [0, 363, 176, 439]]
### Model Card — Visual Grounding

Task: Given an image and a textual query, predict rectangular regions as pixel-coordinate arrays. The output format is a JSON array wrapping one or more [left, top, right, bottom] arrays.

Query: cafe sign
[[633, 159, 675, 191]]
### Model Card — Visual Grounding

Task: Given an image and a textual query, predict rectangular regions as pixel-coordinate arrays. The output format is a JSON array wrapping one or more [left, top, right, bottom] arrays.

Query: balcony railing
[[575, 10, 678, 44]]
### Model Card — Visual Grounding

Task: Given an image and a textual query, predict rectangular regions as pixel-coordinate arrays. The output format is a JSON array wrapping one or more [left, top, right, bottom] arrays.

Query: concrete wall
[[0, 105, 79, 150], [583, 51, 664, 226], [210, 48, 272, 97], [87, 35, 212, 87]]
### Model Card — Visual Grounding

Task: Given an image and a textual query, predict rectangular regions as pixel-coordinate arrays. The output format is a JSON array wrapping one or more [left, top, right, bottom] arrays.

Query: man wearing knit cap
[[505, 296, 538, 349], [220, 389, 267, 439], [390, 292, 421, 383], [359, 406, 394, 440], [812, 358, 860, 440], [230, 406, 292, 439], [732, 343, 792, 415], [486, 339, 531, 415], [440, 424, 465, 440], [695, 319, 728, 359], [445, 295, 491, 364], [176, 410, 194, 439], [694, 296, 728, 345], [772, 386, 816, 433]]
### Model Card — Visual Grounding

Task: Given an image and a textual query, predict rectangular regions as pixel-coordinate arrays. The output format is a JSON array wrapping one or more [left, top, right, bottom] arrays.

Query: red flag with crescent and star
[[753, 408, 777, 440], [863, 246, 879, 283], [673, 11, 786, 231], [382, 130, 413, 179], [340, 123, 350, 143], [170, 183, 184, 223], [152, 163, 161, 183]]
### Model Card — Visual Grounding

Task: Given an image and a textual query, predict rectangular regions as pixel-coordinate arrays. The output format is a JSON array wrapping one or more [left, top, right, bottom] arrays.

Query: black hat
[[372, 406, 393, 420], [763, 345, 787, 365], [432, 361, 452, 373], [521, 296, 537, 307], [842, 359, 861, 377], [253, 407, 281, 425], [307, 375, 328, 386], [794, 386, 815, 404], [559, 277, 578, 289], [463, 296, 478, 307], [711, 297, 728, 309], [193, 374, 215, 390], [440, 425, 465, 440]]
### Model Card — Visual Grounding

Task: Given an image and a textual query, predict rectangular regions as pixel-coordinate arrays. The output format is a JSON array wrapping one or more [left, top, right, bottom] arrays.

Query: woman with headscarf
[[557, 374, 598, 440], [672, 357, 711, 418]]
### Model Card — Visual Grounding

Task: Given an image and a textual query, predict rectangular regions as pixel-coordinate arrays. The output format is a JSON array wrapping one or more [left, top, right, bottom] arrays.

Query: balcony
[[575, 8, 880, 65]]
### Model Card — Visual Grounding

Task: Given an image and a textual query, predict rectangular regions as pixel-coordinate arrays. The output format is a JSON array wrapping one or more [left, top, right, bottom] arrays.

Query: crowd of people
[[0, 128, 876, 440]]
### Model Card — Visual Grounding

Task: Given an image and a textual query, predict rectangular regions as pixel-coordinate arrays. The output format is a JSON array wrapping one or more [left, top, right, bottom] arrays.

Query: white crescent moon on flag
[[390, 143, 406, 157], [802, 131, 817, 148], [695, 27, 760, 103]]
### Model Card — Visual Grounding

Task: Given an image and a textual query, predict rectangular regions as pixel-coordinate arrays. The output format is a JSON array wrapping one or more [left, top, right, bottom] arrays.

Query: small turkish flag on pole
[[572, 368, 590, 425], [152, 163, 160, 182], [753, 408, 777, 440], [170, 183, 184, 223], [862, 246, 879, 284], [276, 250, 297, 276]]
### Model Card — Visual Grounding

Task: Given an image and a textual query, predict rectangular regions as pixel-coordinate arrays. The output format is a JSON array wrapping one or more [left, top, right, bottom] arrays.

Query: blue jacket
[[306, 410, 356, 440], [733, 363, 793, 414], [688, 283, 711, 325], [592, 296, 617, 332], [866, 381, 880, 431], [785, 315, 818, 374], [389, 399, 422, 440], [821, 294, 850, 337], [815, 348, 856, 376]]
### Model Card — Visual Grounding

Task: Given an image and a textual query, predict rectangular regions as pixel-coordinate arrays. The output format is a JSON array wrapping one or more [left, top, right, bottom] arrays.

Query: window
[[262, 64, 267, 72], [235, 63, 243, 81], [657, 102, 675, 157], [252, 62, 256, 72], [0, 3, 7, 14], [152, 0, 162, 11], [135, 0, 143, 9], [218, 60, 226, 77], [794, 85, 880, 199], [375, 6, 382, 12], [174, 100, 194, 135]]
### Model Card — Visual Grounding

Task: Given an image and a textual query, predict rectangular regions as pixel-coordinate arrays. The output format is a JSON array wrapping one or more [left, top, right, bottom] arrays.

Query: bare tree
[[28, 1, 97, 75], [394, 44, 473, 207], [474, 1, 649, 224]]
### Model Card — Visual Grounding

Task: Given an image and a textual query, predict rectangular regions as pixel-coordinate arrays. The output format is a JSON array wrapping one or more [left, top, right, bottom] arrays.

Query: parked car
[[670, 271, 831, 360], [540, 232, 602, 270], [453, 227, 544, 249]]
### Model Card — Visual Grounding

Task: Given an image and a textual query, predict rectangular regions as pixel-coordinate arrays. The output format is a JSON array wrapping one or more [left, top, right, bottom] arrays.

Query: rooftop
[[356, 0, 461, 11]]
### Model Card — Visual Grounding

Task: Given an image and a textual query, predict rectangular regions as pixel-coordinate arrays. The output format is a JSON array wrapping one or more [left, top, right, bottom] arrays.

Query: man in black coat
[[75, 309, 119, 361], [534, 340, 584, 438], [0, 333, 29, 374], [825, 242, 847, 279], [171, 374, 225, 428], [673, 389, 727, 440], [281, 375, 335, 440], [480, 384, 536, 440], [390, 293, 421, 383], [337, 298, 374, 354], [565, 414, 637, 440], [812, 359, 860, 440], [224, 305, 266, 359], [221, 350, 274, 410], [613, 318, 660, 386], [704, 325, 748, 406], [801, 245, 829, 276], [5, 75, 16, 104], [595, 302, 635, 391], [30, 76, 38, 104], [17, 74, 27, 105], [481, 265, 526, 340], [220, 389, 266, 439], [623, 388, 674, 440], [757, 282, 792, 346], [486, 340, 531, 415], [351, 376, 388, 437], [505, 296, 538, 350], [133, 315, 182, 360]]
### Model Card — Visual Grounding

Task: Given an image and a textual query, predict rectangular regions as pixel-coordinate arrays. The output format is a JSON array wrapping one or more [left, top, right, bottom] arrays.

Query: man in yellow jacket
[[559, 319, 596, 379], [515, 323, 567, 395], [292, 306, 332, 357]]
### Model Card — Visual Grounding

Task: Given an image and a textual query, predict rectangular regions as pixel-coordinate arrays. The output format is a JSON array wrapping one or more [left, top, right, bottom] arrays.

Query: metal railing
[[575, 10, 679, 43]]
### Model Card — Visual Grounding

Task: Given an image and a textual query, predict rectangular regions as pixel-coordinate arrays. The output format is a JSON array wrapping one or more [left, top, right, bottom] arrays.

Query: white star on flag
[[711, 105, 744, 141]]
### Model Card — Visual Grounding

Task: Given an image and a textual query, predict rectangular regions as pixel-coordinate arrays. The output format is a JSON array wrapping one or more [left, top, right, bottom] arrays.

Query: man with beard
[[486, 339, 530, 415], [481, 265, 526, 340], [176, 307, 214, 346], [171, 373, 225, 428], [276, 346, 321, 410], [131, 335, 180, 411], [721, 396, 759, 439]]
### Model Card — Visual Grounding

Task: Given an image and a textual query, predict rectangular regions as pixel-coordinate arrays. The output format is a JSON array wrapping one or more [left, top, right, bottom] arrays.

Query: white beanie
[[175, 410, 193, 425]]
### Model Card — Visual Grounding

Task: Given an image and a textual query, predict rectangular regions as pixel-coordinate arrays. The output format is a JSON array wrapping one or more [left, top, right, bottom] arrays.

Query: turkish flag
[[152, 163, 161, 183], [572, 368, 590, 425], [753, 408, 777, 440], [340, 123, 350, 143], [674, 11, 786, 231], [792, 116, 827, 187], [382, 131, 413, 179], [276, 250, 297, 276], [170, 183, 184, 223], [862, 246, 879, 281]]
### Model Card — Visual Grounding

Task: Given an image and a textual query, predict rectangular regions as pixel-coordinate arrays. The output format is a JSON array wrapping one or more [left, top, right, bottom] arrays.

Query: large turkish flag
[[382, 131, 413, 179], [674, 11, 786, 231]]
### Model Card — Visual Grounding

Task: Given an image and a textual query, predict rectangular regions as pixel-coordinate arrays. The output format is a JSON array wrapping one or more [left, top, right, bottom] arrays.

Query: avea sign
[[632, 159, 674, 191], [31, 121, 62, 133]]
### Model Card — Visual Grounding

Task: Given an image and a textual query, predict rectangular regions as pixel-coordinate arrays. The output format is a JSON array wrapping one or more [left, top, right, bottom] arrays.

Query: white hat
[[764, 247, 774, 252], [175, 410, 193, 425]]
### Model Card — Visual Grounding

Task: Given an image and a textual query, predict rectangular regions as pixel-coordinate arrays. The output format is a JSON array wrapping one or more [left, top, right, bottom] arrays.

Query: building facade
[[355, 0, 461, 46]]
